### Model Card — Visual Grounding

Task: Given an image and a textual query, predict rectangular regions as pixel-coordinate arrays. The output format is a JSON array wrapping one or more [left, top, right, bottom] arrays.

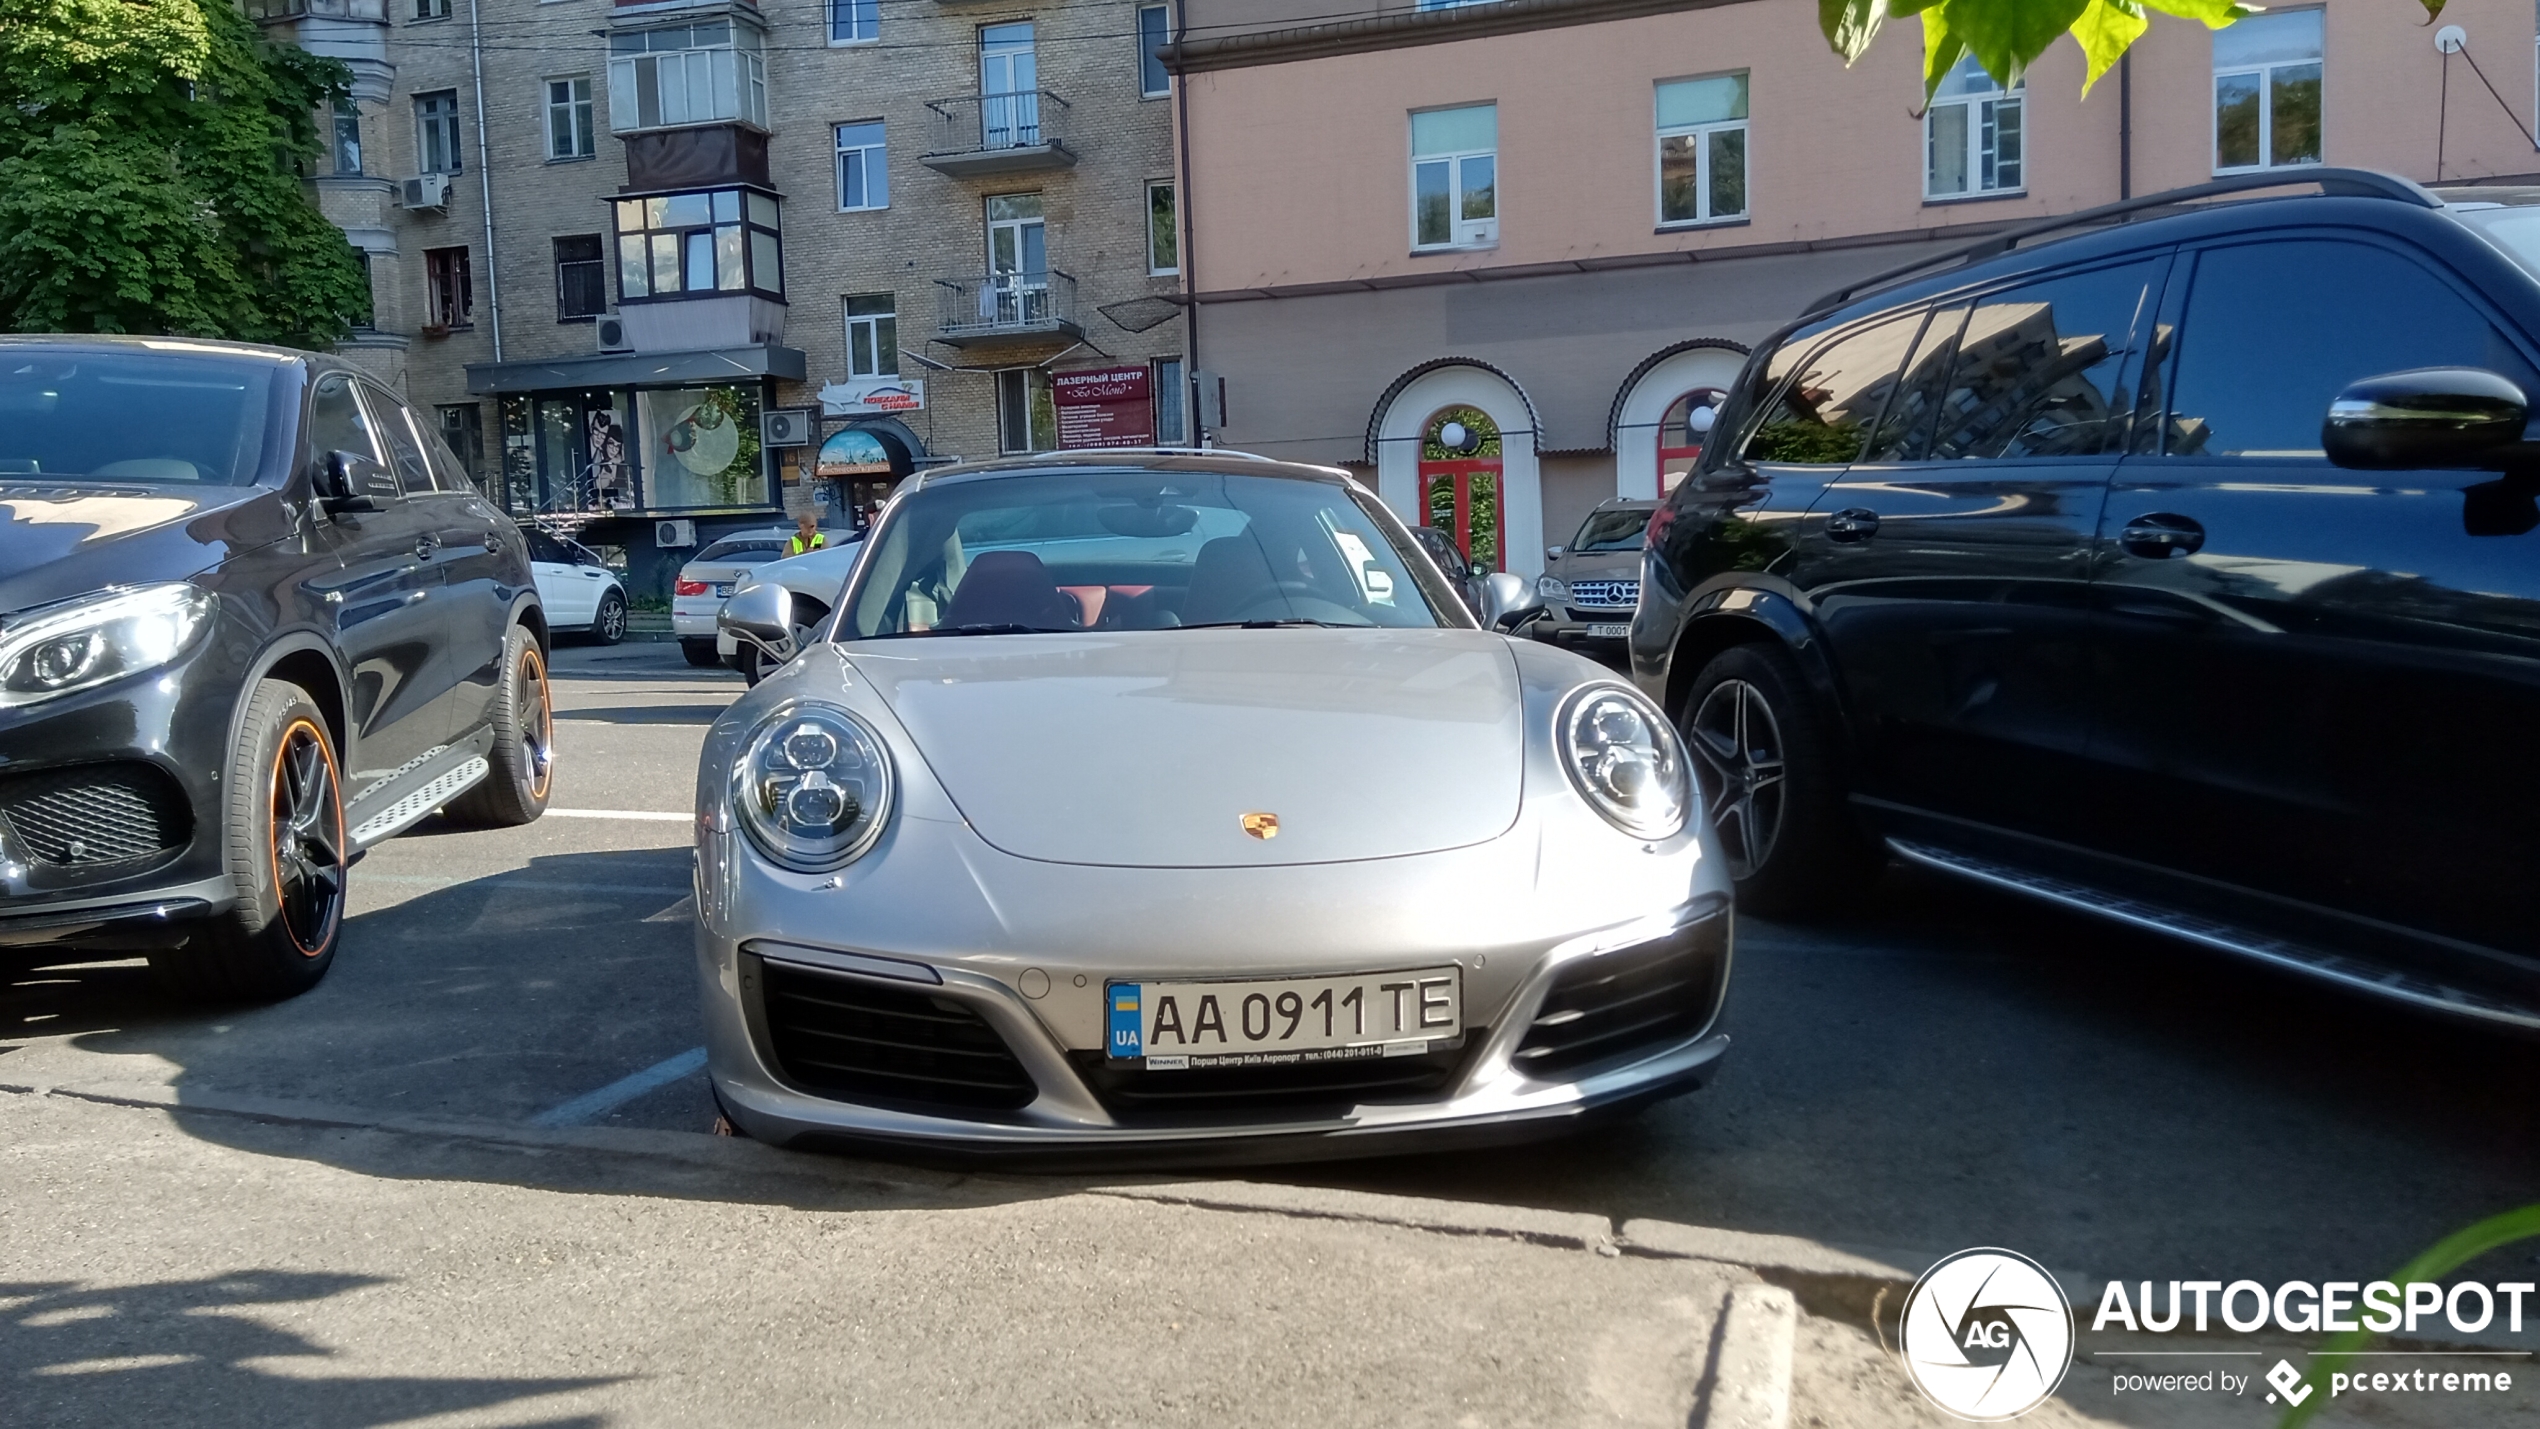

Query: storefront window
[[638, 384, 767, 508], [614, 188, 783, 302]]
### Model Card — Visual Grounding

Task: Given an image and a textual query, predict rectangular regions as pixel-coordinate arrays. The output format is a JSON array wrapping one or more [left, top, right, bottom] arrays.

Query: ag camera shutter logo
[[1901, 1248, 2076, 1420]]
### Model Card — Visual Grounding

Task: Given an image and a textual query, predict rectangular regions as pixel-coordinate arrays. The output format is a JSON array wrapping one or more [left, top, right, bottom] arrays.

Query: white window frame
[[996, 367, 1054, 453], [1137, 4, 1171, 99], [1923, 60, 2023, 200], [606, 22, 768, 135], [828, 0, 876, 46], [844, 295, 897, 379], [1409, 105, 1497, 253], [415, 90, 461, 174], [2212, 10, 2323, 175], [834, 120, 887, 211], [545, 75, 596, 162], [1146, 180, 1178, 275], [1654, 74, 1749, 228]]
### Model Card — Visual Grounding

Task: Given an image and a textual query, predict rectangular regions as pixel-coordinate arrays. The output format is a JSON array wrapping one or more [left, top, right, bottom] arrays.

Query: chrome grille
[[1564, 579, 1640, 609], [0, 763, 192, 867]]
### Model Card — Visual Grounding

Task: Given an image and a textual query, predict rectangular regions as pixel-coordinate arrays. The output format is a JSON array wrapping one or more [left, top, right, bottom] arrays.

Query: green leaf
[[1941, 0, 2092, 91], [2073, 0, 2148, 95], [2279, 1203, 2540, 1429], [2142, 0, 2262, 29], [1818, 0, 1886, 65], [1920, 7, 1968, 106]]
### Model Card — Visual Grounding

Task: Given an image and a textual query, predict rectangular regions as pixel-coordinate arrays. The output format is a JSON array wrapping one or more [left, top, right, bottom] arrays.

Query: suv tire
[[446, 625, 554, 827], [1680, 642, 1881, 917], [591, 589, 627, 646]]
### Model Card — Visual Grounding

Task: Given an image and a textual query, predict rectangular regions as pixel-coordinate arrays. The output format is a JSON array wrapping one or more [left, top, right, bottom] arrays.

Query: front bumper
[[1529, 608, 1639, 649]]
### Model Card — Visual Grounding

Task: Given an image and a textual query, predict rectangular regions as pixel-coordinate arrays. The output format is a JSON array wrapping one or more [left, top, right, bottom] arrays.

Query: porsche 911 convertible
[[696, 450, 1731, 1159]]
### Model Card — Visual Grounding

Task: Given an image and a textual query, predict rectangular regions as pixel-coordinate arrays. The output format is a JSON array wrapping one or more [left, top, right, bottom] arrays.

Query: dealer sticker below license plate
[[1585, 623, 1631, 638], [1107, 967, 1462, 1070]]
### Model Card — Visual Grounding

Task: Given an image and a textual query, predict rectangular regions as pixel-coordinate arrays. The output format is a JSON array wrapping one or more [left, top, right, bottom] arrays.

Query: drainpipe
[[467, 0, 504, 361], [2119, 51, 2132, 201], [1171, 0, 1200, 444]]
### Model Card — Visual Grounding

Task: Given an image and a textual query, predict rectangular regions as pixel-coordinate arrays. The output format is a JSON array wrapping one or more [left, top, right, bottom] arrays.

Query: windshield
[[0, 348, 281, 486], [695, 536, 787, 564], [841, 469, 1456, 638], [2457, 206, 2540, 283], [1570, 507, 1653, 552]]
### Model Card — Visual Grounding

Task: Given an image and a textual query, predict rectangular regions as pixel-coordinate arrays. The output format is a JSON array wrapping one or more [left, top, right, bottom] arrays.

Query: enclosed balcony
[[933, 270, 1080, 347], [919, 92, 1076, 177]]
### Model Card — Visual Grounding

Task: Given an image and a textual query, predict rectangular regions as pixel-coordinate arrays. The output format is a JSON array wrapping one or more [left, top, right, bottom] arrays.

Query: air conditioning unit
[[656, 519, 697, 549], [399, 174, 449, 211], [761, 408, 813, 448], [595, 313, 632, 353]]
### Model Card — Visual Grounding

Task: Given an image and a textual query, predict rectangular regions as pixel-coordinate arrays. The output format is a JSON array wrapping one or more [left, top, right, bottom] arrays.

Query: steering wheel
[[1220, 580, 1333, 622]]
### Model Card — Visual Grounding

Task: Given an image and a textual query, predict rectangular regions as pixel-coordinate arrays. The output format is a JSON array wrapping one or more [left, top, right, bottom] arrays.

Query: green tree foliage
[[0, 0, 370, 347], [1819, 0, 2448, 101]]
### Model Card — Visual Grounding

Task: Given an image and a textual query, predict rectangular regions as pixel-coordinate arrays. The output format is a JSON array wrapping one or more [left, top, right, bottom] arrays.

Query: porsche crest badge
[[1240, 812, 1280, 840]]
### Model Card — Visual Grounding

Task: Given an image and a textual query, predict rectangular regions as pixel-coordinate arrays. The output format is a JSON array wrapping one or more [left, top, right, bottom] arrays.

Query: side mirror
[[1479, 571, 1543, 630], [718, 580, 794, 661], [1545, 545, 1565, 561], [2323, 367, 2527, 470], [315, 450, 381, 514]]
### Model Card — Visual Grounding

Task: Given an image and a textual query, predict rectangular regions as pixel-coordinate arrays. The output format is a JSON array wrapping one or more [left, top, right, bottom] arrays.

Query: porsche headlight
[[733, 703, 894, 871], [0, 583, 214, 709], [1559, 686, 1688, 839]]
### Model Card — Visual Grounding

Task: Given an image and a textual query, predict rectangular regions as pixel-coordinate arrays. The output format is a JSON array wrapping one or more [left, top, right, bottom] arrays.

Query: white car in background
[[719, 534, 865, 684], [522, 527, 629, 644], [673, 526, 795, 667]]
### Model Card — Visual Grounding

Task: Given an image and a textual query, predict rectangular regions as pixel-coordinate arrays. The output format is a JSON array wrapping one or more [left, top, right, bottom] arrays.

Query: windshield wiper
[[1176, 617, 1367, 630], [866, 622, 1076, 639]]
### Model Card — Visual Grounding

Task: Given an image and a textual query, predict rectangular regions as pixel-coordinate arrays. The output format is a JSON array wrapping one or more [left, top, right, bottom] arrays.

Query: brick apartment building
[[260, 0, 1188, 595]]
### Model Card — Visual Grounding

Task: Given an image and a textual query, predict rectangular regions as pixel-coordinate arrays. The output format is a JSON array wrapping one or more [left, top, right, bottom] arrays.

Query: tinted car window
[[308, 375, 381, 469], [369, 389, 437, 496], [1861, 303, 1963, 462], [695, 536, 786, 564], [1925, 260, 2158, 460], [0, 348, 278, 485], [2164, 238, 2539, 457], [1571, 508, 1652, 550], [523, 530, 567, 564], [1738, 310, 1920, 465]]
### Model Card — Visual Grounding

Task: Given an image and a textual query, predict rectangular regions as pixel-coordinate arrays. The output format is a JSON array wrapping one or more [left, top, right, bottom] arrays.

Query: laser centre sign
[[1054, 366, 1154, 450]]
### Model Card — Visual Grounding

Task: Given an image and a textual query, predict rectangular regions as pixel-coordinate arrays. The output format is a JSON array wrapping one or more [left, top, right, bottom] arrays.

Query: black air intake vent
[[757, 960, 1037, 1112], [0, 762, 192, 867], [1513, 908, 1728, 1079]]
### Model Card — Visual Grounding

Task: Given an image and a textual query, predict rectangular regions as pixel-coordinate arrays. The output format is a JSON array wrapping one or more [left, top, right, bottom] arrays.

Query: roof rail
[[1800, 167, 2439, 319]]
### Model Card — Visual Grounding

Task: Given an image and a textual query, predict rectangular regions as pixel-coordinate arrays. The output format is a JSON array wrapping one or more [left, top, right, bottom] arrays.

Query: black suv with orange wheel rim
[[0, 337, 553, 1001]]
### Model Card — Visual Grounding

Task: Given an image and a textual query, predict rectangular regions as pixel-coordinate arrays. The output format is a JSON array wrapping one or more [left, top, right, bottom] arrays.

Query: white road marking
[[644, 895, 696, 924], [358, 874, 686, 897], [529, 1047, 709, 1128], [544, 808, 694, 822]]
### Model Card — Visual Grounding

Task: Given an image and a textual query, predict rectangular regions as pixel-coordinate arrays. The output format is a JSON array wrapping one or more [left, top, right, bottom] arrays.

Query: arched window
[[1658, 388, 1727, 494]]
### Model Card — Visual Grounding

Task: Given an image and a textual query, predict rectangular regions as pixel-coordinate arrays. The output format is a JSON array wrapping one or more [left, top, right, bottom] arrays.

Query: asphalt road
[[6, 638, 2538, 1425]]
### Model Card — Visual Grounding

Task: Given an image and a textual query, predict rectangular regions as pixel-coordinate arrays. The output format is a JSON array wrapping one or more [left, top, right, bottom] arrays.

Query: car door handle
[[414, 534, 441, 559], [1824, 507, 1881, 543], [2119, 512, 2205, 560], [482, 532, 502, 553]]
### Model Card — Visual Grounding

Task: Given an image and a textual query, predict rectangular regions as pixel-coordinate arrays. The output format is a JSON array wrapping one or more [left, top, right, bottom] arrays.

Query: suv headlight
[[0, 583, 214, 710], [1537, 575, 1570, 602], [1558, 686, 1688, 839], [732, 702, 894, 871]]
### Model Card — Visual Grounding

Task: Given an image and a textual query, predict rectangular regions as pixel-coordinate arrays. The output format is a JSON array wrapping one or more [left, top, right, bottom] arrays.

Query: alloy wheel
[[598, 596, 626, 642], [1686, 678, 1787, 879], [518, 646, 555, 799], [268, 719, 345, 955]]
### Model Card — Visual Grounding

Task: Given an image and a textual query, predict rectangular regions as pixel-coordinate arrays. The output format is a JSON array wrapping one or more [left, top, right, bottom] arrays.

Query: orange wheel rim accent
[[267, 718, 346, 957], [521, 646, 554, 800]]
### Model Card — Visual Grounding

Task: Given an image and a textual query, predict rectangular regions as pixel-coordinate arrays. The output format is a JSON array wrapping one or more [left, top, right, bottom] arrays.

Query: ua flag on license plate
[[1108, 984, 1142, 1057]]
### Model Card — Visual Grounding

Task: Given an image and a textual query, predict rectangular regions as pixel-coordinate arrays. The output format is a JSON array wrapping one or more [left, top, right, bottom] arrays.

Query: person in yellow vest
[[786, 511, 826, 557]]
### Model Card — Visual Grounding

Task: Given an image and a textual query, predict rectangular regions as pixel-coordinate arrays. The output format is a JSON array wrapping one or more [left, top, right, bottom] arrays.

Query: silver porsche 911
[[694, 451, 1731, 1159]]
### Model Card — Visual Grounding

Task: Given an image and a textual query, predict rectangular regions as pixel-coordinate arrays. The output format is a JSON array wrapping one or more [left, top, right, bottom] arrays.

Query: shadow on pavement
[[3, 1270, 615, 1427]]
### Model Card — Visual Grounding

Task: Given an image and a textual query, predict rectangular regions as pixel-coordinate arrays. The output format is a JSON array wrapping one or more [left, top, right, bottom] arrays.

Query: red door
[[1420, 459, 1502, 572]]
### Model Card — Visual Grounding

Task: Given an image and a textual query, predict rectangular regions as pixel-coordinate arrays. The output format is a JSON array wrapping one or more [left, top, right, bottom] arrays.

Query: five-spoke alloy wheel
[[1679, 643, 1881, 917]]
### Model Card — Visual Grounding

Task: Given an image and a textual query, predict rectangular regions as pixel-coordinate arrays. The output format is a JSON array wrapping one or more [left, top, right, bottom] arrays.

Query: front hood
[[847, 628, 1524, 867], [0, 483, 279, 613], [1549, 550, 1641, 581]]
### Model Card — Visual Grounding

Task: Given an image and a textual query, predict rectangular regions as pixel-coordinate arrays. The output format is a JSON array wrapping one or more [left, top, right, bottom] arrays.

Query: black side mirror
[[315, 450, 381, 514], [2323, 367, 2528, 470]]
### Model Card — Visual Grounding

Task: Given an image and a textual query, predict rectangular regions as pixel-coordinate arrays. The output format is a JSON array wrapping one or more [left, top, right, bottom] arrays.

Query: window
[[835, 121, 888, 210], [981, 23, 1040, 147], [1146, 181, 1178, 274], [844, 295, 897, 378], [2161, 239, 2535, 457], [637, 385, 768, 508], [1658, 388, 1727, 492], [607, 22, 768, 133], [331, 98, 362, 176], [1411, 104, 1496, 250], [414, 0, 448, 18], [1737, 310, 1921, 465], [829, 0, 876, 44], [2214, 8, 2321, 172], [1656, 73, 1747, 225], [1153, 357, 1187, 444], [424, 246, 473, 328], [546, 76, 596, 161], [1137, 5, 1171, 98], [372, 391, 438, 496], [997, 368, 1056, 453], [985, 192, 1047, 319], [554, 235, 606, 319], [438, 403, 486, 490], [415, 91, 461, 174], [613, 189, 783, 300], [309, 376, 380, 469], [1926, 53, 2022, 198], [1918, 261, 2157, 460]]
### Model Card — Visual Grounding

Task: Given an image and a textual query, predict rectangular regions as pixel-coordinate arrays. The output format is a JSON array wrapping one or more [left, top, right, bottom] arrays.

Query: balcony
[[920, 92, 1076, 177], [933, 271, 1080, 347]]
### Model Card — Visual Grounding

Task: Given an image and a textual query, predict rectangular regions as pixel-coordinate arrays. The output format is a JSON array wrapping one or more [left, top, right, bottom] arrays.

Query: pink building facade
[[1166, 0, 2540, 577]]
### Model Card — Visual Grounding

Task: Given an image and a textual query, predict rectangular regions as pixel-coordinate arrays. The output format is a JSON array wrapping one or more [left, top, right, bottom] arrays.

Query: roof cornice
[[1166, 0, 1755, 76]]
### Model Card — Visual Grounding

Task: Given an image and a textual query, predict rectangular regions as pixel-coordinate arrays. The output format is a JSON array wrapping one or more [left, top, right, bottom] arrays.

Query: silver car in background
[[696, 452, 1731, 1159], [673, 527, 793, 668], [718, 534, 865, 684]]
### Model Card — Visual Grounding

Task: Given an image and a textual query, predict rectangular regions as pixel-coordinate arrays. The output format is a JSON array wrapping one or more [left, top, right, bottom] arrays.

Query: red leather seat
[[942, 550, 1078, 630]]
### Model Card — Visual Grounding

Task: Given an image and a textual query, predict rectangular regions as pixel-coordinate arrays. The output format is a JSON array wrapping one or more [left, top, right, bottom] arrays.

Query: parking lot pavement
[[6, 640, 2540, 1425]]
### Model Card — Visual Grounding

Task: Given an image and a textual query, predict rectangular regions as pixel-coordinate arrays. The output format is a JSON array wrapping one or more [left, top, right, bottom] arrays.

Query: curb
[[1698, 1283, 1797, 1429]]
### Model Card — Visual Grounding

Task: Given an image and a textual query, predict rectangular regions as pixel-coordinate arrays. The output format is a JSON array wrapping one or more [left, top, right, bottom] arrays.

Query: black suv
[[0, 338, 554, 999], [1632, 169, 2540, 1029]]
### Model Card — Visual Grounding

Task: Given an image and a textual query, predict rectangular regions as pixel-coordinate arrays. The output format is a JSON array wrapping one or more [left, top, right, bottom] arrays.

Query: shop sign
[[1054, 366, 1154, 450], [815, 427, 897, 477], [819, 376, 926, 416]]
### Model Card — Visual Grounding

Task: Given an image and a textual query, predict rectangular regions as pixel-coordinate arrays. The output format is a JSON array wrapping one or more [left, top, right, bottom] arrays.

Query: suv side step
[[1887, 838, 2540, 1031]]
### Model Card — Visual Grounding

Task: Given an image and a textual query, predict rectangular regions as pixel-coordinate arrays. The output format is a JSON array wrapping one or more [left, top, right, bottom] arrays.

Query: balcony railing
[[920, 92, 1076, 176], [934, 270, 1080, 346]]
